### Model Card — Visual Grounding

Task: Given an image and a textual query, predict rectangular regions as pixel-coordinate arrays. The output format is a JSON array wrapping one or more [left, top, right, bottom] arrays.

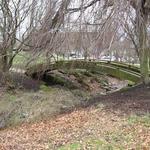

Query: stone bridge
[[26, 60, 149, 83]]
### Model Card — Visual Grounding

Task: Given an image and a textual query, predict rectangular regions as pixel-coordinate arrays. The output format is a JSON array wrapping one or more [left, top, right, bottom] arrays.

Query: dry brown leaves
[[0, 106, 149, 150]]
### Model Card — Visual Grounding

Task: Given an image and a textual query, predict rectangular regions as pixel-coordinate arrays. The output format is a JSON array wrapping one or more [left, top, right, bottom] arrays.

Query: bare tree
[[67, 0, 150, 84], [25, 0, 71, 64], [0, 0, 34, 72], [134, 0, 150, 84]]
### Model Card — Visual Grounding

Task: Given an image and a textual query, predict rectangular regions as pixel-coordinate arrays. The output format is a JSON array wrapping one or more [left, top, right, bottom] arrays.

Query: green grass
[[40, 84, 53, 92], [13, 51, 29, 65], [12, 51, 47, 69], [12, 51, 66, 68], [0, 87, 83, 128], [58, 138, 125, 150], [128, 114, 150, 127], [3, 93, 17, 101], [57, 114, 150, 150], [57, 128, 149, 150], [58, 143, 81, 150]]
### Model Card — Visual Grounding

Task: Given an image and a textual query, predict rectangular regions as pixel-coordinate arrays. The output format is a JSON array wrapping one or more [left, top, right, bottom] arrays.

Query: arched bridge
[[26, 60, 149, 83]]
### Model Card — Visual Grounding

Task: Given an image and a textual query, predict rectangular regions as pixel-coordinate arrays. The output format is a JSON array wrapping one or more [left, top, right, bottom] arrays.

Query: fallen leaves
[[0, 107, 150, 150]]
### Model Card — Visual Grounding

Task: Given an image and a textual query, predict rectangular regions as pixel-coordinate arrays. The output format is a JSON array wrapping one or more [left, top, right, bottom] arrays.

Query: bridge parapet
[[26, 60, 143, 83]]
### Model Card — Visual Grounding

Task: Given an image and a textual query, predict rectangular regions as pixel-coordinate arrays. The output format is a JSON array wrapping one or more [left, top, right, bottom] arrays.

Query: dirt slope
[[0, 84, 150, 150]]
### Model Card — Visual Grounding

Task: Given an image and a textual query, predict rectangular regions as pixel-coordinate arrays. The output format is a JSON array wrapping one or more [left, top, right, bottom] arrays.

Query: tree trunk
[[140, 48, 150, 84], [84, 50, 88, 61], [136, 0, 150, 84], [0, 50, 9, 73]]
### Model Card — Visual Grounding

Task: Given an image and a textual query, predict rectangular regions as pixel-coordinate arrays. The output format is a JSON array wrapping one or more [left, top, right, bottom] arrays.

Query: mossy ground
[[0, 68, 128, 129], [0, 87, 85, 128]]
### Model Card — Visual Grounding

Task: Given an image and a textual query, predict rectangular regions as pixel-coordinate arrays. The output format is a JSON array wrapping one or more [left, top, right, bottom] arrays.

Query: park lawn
[[12, 51, 46, 68], [12, 51, 66, 68]]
